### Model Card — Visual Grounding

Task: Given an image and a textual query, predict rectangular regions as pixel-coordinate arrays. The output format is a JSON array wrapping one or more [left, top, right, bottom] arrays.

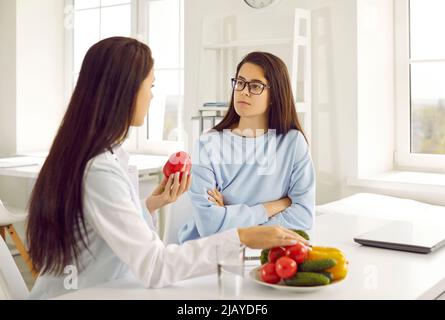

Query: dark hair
[[27, 37, 154, 275], [213, 51, 307, 141]]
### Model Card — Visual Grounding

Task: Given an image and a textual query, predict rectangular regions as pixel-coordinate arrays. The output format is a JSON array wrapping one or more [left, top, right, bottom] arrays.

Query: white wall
[[356, 0, 394, 178], [0, 0, 65, 210], [303, 0, 358, 204], [0, 0, 65, 156], [16, 0, 65, 153], [0, 0, 17, 157]]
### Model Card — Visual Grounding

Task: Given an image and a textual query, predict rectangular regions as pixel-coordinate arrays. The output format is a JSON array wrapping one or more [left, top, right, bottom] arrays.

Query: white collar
[[109, 144, 130, 171]]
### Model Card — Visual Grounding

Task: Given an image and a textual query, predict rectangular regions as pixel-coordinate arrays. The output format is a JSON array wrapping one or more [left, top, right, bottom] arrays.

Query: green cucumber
[[260, 249, 269, 265], [291, 229, 310, 241], [318, 271, 334, 282], [284, 272, 331, 286], [299, 258, 337, 272]]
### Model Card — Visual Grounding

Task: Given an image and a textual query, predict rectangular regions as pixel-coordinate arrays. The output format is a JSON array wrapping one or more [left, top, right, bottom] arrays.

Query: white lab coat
[[28, 145, 240, 299]]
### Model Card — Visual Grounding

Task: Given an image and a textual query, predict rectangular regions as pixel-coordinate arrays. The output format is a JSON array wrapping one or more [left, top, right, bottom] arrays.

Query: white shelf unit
[[197, 107, 229, 112], [292, 9, 311, 145], [196, 9, 312, 143]]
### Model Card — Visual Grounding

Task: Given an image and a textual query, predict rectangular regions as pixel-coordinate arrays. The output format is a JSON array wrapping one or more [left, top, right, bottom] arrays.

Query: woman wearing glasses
[[178, 52, 315, 243]]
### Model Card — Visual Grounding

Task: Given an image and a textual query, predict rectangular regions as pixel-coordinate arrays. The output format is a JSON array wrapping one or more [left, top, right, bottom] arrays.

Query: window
[[66, 0, 184, 154], [395, 0, 445, 171], [409, 0, 445, 155], [72, 0, 133, 87]]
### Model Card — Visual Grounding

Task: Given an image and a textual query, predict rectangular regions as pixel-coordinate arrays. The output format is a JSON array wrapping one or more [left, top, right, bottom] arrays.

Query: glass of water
[[216, 243, 246, 300]]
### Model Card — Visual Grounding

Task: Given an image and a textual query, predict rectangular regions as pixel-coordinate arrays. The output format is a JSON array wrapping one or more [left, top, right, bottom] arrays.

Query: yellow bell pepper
[[307, 247, 346, 264], [307, 246, 349, 281], [311, 246, 344, 254], [326, 263, 348, 281]]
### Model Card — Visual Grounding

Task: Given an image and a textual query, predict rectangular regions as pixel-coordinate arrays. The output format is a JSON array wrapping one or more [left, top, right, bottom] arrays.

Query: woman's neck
[[233, 116, 268, 137]]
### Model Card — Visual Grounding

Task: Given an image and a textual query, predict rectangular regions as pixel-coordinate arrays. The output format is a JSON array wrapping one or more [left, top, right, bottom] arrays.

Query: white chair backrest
[[0, 235, 29, 300], [162, 194, 194, 244], [0, 199, 27, 226]]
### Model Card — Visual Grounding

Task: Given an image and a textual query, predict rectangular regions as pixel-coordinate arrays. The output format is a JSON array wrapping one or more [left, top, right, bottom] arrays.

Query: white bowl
[[248, 266, 345, 293]]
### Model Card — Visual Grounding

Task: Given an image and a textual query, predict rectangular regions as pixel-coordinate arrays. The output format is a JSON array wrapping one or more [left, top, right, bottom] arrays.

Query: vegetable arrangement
[[259, 230, 349, 287]]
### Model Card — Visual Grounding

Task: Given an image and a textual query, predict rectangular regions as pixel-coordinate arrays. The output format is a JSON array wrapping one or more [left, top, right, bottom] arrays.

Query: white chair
[[0, 234, 29, 299], [0, 199, 36, 278], [162, 194, 194, 244]]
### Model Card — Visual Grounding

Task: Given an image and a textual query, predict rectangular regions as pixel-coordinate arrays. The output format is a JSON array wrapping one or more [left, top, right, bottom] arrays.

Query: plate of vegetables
[[249, 230, 349, 292]]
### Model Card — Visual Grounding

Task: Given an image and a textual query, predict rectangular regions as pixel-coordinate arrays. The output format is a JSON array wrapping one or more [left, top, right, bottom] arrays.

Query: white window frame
[[395, 0, 445, 172], [64, 0, 184, 155]]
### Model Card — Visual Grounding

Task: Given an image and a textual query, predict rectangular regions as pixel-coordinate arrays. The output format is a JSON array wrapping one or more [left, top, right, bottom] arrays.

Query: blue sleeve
[[261, 132, 315, 230], [188, 139, 268, 237]]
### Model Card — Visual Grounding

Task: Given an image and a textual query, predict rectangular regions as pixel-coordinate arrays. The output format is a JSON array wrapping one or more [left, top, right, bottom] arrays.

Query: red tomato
[[268, 246, 286, 263], [260, 263, 281, 284], [285, 242, 309, 264], [275, 257, 297, 279], [163, 151, 192, 182]]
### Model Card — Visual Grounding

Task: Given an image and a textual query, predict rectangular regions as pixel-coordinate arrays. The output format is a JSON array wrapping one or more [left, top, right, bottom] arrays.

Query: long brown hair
[[27, 37, 154, 275], [213, 51, 307, 141]]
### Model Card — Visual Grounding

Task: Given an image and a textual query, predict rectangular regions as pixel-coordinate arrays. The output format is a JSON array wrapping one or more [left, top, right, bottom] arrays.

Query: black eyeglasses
[[231, 78, 270, 95]]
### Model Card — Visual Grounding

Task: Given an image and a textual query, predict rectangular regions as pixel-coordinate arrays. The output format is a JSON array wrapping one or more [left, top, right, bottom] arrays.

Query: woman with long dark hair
[[26, 38, 307, 299], [178, 52, 315, 243]]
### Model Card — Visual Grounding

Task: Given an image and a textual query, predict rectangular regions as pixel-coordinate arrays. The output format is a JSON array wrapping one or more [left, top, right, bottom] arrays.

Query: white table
[[0, 154, 167, 179], [55, 207, 445, 300]]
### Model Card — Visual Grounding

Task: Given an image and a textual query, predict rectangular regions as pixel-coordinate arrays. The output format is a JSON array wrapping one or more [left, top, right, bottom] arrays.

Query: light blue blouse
[[178, 129, 315, 243]]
